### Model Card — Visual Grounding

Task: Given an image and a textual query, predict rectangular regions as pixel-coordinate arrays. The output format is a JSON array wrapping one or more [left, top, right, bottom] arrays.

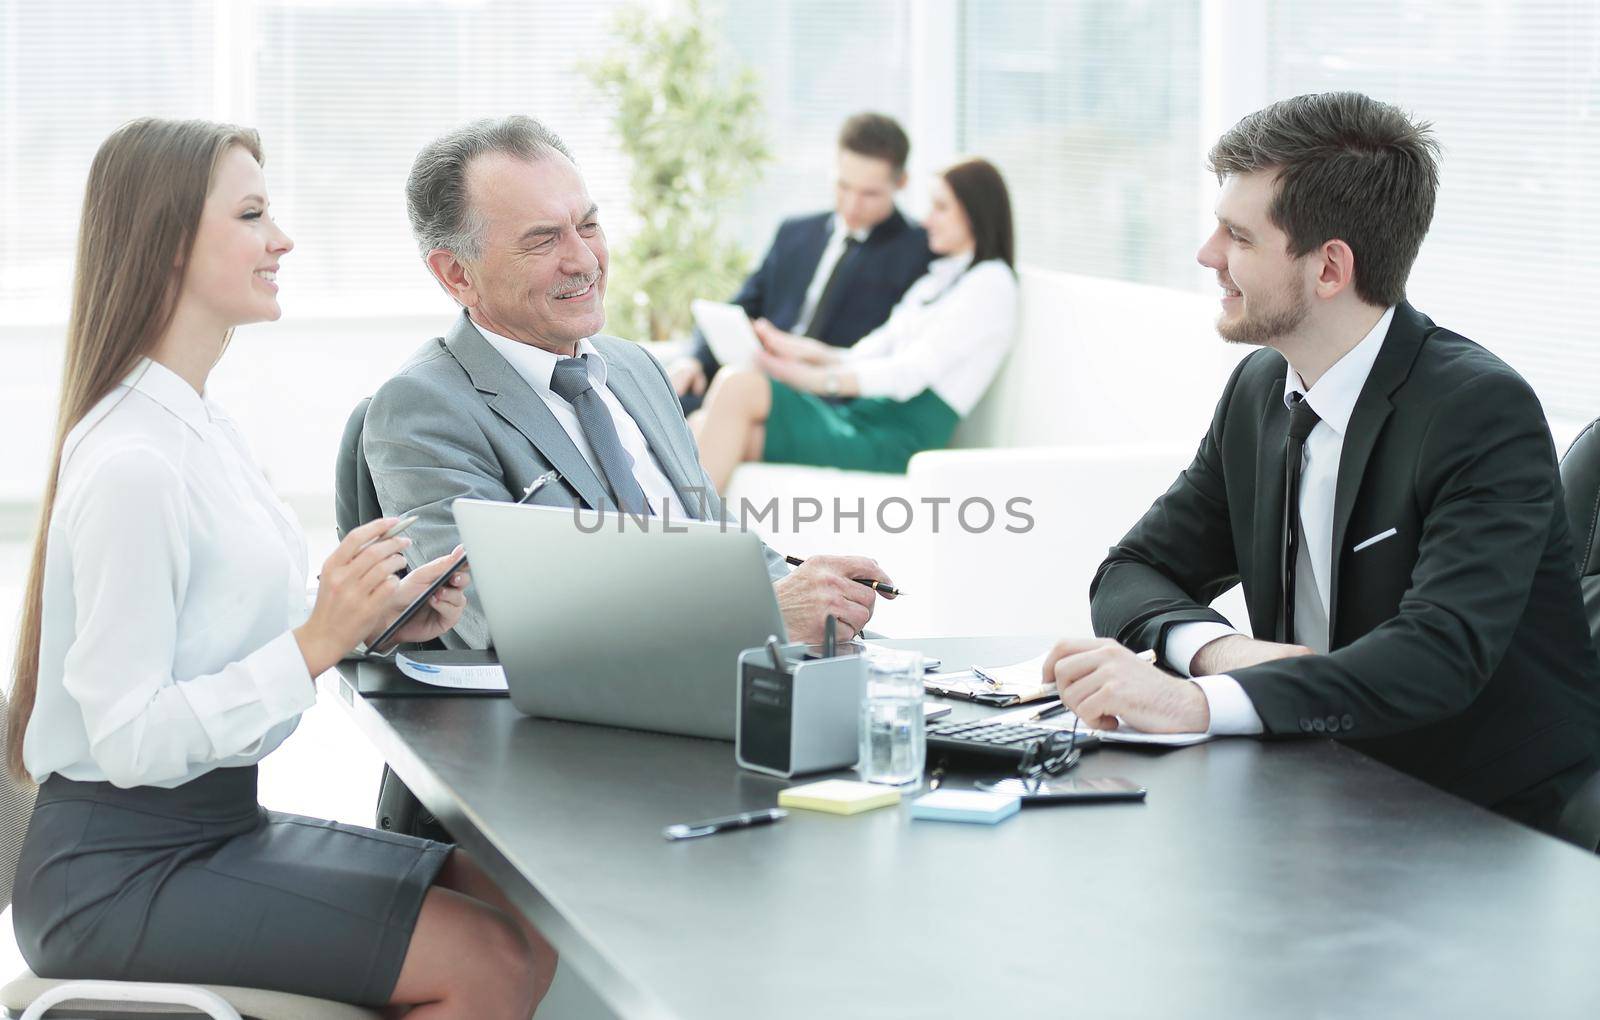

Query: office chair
[[335, 398, 451, 844], [1554, 417, 1600, 852], [0, 691, 381, 1020], [334, 397, 381, 543]]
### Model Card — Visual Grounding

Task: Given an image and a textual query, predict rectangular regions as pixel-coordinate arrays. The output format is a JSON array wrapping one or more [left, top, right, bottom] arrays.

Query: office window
[[957, 0, 1205, 290], [0, 1, 215, 322], [251, 0, 631, 318], [717, 0, 915, 257], [1267, 1, 1600, 422]]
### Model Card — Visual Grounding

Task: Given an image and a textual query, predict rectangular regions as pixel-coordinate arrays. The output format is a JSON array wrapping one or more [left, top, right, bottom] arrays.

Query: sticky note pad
[[910, 789, 1020, 825], [778, 780, 902, 815]]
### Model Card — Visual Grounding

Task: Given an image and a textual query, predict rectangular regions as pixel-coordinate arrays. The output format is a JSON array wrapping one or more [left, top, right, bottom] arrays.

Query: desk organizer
[[735, 642, 864, 778]]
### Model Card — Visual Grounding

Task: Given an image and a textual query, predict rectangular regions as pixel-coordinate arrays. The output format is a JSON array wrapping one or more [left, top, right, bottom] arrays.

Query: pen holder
[[735, 642, 865, 778]]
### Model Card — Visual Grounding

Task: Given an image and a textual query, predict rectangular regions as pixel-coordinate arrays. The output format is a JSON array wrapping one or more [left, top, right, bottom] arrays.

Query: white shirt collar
[[126, 357, 212, 434], [828, 214, 872, 245], [473, 318, 608, 396], [1283, 305, 1396, 437], [929, 250, 975, 278]]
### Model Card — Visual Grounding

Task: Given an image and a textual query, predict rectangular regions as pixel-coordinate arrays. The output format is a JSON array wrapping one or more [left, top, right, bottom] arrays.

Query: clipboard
[[923, 670, 1056, 707], [345, 652, 509, 699]]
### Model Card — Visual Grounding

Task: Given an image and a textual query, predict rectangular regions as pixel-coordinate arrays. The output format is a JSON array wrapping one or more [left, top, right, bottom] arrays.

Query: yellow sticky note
[[778, 779, 902, 815]]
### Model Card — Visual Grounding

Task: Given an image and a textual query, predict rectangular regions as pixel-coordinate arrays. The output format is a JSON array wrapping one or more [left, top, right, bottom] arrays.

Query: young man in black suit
[[1045, 91, 1600, 834], [672, 112, 934, 412]]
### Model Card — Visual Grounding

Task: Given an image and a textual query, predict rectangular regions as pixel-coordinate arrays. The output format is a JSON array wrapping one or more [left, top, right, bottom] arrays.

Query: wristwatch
[[823, 371, 841, 397]]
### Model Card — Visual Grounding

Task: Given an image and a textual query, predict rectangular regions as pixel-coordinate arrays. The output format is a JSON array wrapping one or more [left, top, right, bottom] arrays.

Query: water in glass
[[859, 647, 925, 785]]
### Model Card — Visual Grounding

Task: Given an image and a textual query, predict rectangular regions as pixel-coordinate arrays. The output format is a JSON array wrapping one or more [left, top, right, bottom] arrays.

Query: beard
[[1216, 278, 1310, 346]]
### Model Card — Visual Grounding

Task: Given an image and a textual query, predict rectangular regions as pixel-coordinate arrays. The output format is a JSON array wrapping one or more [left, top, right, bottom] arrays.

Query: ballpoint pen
[[783, 555, 903, 597], [1030, 701, 1067, 722], [663, 808, 788, 841], [358, 514, 418, 552]]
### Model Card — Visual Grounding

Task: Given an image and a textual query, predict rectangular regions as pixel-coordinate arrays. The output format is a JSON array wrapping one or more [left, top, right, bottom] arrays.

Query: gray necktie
[[549, 354, 650, 516]]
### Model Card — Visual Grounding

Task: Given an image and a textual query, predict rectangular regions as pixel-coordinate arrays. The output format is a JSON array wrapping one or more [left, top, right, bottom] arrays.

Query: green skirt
[[762, 381, 960, 474]]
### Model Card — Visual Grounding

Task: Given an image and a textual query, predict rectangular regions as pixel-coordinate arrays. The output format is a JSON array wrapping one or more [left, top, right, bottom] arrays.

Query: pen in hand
[[783, 555, 903, 597]]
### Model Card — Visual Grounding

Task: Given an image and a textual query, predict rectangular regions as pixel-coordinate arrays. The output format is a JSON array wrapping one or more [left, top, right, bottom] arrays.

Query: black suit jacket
[[1091, 303, 1600, 808], [685, 208, 932, 408]]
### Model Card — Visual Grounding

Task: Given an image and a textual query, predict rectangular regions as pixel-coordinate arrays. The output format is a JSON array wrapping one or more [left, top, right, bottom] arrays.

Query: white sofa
[[724, 266, 1251, 638]]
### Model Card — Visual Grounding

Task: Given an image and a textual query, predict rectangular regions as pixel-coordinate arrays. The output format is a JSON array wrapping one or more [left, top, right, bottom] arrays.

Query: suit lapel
[[601, 344, 708, 520], [1327, 303, 1430, 637], [441, 313, 613, 511]]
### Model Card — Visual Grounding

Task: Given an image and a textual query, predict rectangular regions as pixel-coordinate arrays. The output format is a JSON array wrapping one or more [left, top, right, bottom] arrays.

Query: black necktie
[[1282, 393, 1322, 645], [549, 354, 650, 516], [804, 236, 862, 339]]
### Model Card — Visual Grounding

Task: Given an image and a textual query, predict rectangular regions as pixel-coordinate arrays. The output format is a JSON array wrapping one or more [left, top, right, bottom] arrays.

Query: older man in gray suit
[[364, 115, 889, 649]]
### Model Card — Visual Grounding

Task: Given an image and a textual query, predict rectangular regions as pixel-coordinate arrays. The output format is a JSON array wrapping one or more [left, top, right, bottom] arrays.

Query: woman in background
[[691, 157, 1018, 491], [8, 118, 553, 1016]]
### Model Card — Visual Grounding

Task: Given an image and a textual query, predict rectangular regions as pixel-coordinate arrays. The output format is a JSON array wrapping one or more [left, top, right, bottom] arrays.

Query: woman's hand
[[367, 546, 472, 651], [753, 319, 839, 365], [295, 517, 414, 676], [756, 349, 828, 393]]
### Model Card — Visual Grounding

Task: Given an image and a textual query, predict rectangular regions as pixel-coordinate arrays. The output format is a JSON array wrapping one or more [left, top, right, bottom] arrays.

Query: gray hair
[[406, 115, 575, 261]]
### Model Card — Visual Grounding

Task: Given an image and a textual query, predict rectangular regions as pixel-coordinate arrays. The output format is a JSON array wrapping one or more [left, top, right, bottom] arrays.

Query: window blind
[[1266, 0, 1600, 422], [0, 0, 634, 323], [250, 0, 632, 318], [957, 0, 1206, 290], [0, 1, 215, 323], [716, 0, 914, 257]]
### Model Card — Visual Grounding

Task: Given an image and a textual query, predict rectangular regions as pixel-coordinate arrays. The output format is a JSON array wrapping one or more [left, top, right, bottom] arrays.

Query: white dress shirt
[[25, 359, 317, 789], [1167, 306, 1396, 734], [477, 326, 686, 518], [793, 215, 872, 336], [845, 253, 1018, 414]]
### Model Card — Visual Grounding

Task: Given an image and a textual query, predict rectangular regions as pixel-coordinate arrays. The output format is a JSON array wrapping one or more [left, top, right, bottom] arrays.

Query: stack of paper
[[396, 651, 508, 692], [924, 651, 1057, 706], [778, 780, 902, 815], [986, 701, 1211, 747], [910, 789, 1020, 825]]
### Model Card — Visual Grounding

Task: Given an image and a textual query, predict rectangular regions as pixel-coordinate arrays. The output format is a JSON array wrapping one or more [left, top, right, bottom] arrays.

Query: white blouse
[[845, 252, 1019, 415], [24, 359, 317, 789]]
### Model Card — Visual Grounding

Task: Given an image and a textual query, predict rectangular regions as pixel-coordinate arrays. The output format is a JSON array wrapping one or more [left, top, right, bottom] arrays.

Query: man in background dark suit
[[1042, 92, 1600, 835], [672, 112, 933, 412]]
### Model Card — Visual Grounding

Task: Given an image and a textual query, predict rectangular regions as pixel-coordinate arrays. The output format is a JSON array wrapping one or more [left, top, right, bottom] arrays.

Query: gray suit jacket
[[364, 310, 788, 649]]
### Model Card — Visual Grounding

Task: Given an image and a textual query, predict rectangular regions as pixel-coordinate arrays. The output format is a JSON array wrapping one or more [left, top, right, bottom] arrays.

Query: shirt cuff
[[1191, 674, 1264, 735], [250, 629, 320, 721], [1163, 622, 1241, 677]]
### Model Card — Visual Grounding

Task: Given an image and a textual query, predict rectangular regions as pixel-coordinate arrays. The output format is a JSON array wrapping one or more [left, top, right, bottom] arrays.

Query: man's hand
[[1044, 637, 1210, 733], [668, 357, 707, 397], [1190, 634, 1313, 676], [774, 554, 893, 643]]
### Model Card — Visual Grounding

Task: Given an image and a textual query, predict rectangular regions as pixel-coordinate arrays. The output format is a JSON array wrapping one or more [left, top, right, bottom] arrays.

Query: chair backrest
[[335, 396, 382, 540], [0, 690, 39, 912], [1557, 416, 1600, 650]]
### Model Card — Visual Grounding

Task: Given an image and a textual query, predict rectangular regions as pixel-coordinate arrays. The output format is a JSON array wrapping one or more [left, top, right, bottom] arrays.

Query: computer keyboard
[[926, 718, 1088, 764]]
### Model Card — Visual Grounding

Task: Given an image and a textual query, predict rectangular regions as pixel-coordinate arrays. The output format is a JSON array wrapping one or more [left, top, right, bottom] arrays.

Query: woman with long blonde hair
[[8, 119, 554, 1015]]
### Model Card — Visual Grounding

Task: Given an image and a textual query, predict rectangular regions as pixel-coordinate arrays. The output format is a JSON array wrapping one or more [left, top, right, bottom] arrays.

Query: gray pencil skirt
[[11, 764, 451, 1006]]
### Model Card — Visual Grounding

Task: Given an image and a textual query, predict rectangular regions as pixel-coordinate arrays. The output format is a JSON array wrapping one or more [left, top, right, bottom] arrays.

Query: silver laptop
[[452, 499, 787, 740]]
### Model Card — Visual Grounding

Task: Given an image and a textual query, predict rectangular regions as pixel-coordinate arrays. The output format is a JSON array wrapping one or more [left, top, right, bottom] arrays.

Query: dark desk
[[336, 636, 1600, 1019]]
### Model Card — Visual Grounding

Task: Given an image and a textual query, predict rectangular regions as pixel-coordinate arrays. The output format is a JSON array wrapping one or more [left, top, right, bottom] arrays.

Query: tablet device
[[366, 469, 562, 655], [691, 299, 763, 369], [367, 551, 467, 654]]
